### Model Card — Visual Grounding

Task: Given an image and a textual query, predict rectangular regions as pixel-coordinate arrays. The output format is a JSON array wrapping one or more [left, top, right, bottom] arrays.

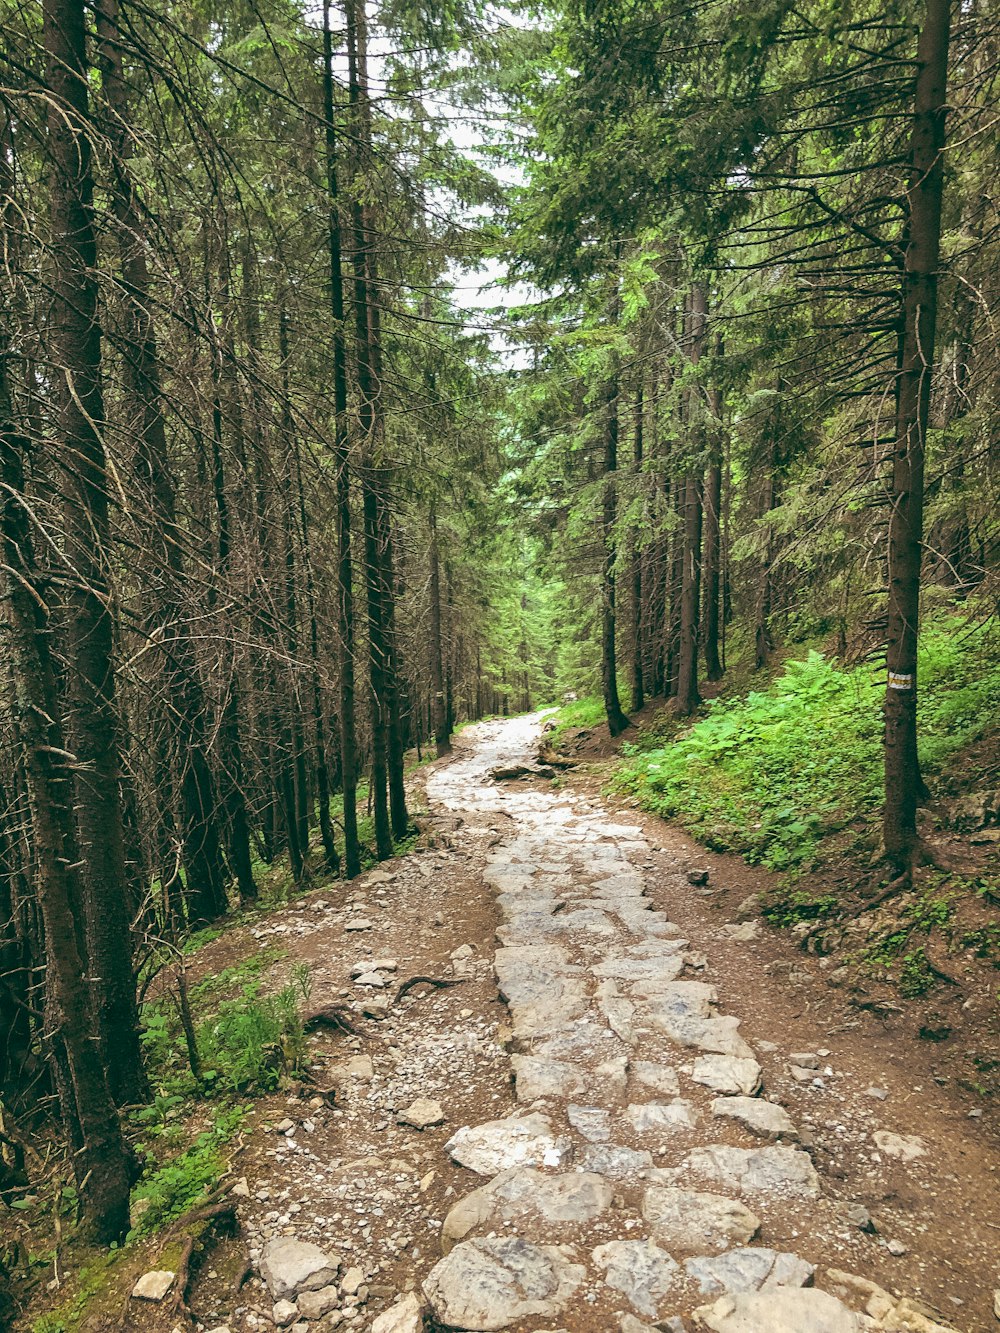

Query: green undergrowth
[[615, 615, 999, 875], [131, 956, 313, 1232], [545, 690, 633, 749]]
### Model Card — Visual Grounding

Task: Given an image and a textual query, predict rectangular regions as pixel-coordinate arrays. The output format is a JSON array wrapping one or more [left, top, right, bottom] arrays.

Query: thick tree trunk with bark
[[347, 0, 392, 859], [673, 284, 707, 716], [95, 0, 243, 926], [703, 373, 724, 682], [884, 0, 951, 871], [323, 0, 360, 877], [600, 280, 630, 737], [44, 0, 146, 1104], [429, 508, 451, 756], [754, 388, 782, 673], [630, 377, 645, 713], [1, 355, 135, 1241]]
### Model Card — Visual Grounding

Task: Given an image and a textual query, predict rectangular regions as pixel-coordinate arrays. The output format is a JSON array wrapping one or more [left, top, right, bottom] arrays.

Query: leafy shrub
[[616, 615, 999, 874]]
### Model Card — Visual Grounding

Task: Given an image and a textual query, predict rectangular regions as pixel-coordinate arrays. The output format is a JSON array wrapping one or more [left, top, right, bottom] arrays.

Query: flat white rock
[[446, 1113, 570, 1176], [693, 1288, 862, 1331], [625, 1099, 699, 1134], [593, 1239, 678, 1318], [668, 1145, 821, 1197], [511, 1053, 586, 1101], [423, 1237, 585, 1331], [684, 1246, 815, 1294], [642, 1187, 760, 1253], [873, 1130, 926, 1162], [632, 1061, 681, 1097], [711, 1097, 798, 1141], [692, 1054, 763, 1097], [442, 1167, 614, 1248]]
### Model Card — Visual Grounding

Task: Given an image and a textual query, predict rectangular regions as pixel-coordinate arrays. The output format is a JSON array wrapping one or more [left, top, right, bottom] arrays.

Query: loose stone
[[691, 1055, 763, 1097], [397, 1098, 446, 1130], [641, 1187, 760, 1253], [260, 1238, 341, 1301], [131, 1272, 176, 1302], [297, 1285, 342, 1319], [370, 1292, 425, 1333], [711, 1097, 798, 1141], [592, 1239, 678, 1318], [272, 1300, 299, 1328], [422, 1237, 586, 1331]]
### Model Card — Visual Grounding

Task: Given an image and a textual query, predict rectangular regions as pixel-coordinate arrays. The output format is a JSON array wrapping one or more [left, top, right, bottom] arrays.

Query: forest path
[[412, 714, 970, 1333], [192, 715, 995, 1333]]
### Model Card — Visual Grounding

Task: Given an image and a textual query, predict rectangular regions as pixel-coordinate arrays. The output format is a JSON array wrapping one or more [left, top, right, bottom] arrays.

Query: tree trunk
[[323, 0, 361, 877], [379, 491, 410, 839], [600, 281, 630, 737], [346, 0, 392, 859], [884, 0, 951, 872], [44, 0, 146, 1105], [278, 307, 311, 880], [1, 354, 135, 1241], [429, 507, 451, 756], [630, 376, 645, 712], [754, 388, 782, 673], [703, 375, 724, 682], [674, 284, 707, 716], [95, 0, 240, 931]]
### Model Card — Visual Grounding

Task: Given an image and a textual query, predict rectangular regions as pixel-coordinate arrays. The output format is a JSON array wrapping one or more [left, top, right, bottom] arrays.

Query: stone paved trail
[[414, 713, 960, 1333]]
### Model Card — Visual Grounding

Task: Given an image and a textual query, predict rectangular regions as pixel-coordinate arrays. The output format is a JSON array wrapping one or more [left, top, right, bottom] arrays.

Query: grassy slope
[[613, 616, 998, 875]]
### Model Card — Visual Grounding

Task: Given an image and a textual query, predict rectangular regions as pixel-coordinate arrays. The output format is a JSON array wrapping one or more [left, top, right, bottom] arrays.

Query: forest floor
[[23, 713, 1000, 1333]]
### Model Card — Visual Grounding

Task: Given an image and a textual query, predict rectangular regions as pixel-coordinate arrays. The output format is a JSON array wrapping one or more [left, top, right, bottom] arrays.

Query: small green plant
[[130, 1105, 247, 1235], [760, 888, 840, 928], [199, 973, 309, 1092], [544, 692, 631, 749], [899, 949, 935, 998]]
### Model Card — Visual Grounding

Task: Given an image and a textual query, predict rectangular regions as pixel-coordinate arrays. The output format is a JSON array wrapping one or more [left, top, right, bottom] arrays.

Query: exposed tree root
[[394, 975, 467, 1003], [303, 1004, 358, 1035]]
